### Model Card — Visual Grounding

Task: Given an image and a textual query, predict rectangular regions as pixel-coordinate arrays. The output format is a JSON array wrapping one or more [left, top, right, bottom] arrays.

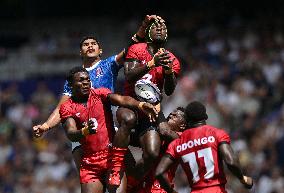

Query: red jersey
[[166, 125, 230, 190], [124, 43, 181, 97], [59, 88, 114, 155]]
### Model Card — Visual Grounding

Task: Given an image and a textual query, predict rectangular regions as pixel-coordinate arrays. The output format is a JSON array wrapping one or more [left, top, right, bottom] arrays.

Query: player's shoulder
[[206, 125, 228, 136], [97, 55, 116, 67], [128, 42, 147, 50], [91, 87, 111, 95], [61, 98, 73, 107], [102, 55, 116, 63], [59, 98, 76, 112]]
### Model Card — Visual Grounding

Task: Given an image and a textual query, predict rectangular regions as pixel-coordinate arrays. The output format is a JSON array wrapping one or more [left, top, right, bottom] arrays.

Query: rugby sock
[[108, 146, 127, 186]]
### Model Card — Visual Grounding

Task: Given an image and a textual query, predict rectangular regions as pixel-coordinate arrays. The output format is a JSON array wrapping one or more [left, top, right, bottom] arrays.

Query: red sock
[[108, 146, 128, 186]]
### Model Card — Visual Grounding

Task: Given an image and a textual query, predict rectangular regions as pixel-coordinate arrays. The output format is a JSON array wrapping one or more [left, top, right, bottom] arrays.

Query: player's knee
[[144, 148, 160, 161], [120, 111, 136, 128]]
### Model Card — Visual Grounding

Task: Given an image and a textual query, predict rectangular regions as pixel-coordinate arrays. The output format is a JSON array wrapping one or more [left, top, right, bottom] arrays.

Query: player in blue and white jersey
[[33, 15, 164, 171]]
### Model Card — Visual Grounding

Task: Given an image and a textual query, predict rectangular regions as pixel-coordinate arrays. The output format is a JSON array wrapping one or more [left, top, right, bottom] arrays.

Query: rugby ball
[[134, 79, 161, 104]]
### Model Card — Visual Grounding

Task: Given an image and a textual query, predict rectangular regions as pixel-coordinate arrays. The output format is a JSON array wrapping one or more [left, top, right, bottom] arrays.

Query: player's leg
[[114, 107, 137, 147], [81, 181, 104, 193], [139, 129, 161, 174], [139, 110, 165, 174], [108, 171, 127, 193], [108, 107, 137, 186], [71, 142, 82, 172]]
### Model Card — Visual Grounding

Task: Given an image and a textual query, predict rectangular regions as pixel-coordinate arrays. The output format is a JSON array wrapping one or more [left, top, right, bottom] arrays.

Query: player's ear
[[99, 49, 102, 57]]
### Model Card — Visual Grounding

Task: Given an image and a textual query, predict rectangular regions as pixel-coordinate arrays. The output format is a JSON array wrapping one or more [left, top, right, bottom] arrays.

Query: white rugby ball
[[134, 79, 161, 104]]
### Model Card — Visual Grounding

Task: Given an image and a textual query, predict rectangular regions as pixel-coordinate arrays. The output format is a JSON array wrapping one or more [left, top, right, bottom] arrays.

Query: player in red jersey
[[155, 101, 253, 193], [126, 107, 187, 193], [144, 107, 187, 193], [109, 18, 181, 187], [59, 66, 158, 193], [33, 15, 164, 172]]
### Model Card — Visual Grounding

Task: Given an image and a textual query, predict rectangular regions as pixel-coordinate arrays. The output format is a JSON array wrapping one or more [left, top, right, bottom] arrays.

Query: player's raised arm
[[33, 95, 70, 138], [116, 15, 165, 65], [163, 57, 178, 96], [219, 143, 253, 189], [124, 51, 171, 83], [108, 93, 158, 122]]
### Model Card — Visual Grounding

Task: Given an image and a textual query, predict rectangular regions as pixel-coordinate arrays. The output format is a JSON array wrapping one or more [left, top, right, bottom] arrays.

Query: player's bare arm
[[219, 143, 253, 189], [116, 15, 165, 65], [33, 95, 70, 137], [63, 117, 96, 142], [124, 52, 171, 83], [108, 93, 158, 122], [155, 154, 177, 193], [163, 58, 177, 95]]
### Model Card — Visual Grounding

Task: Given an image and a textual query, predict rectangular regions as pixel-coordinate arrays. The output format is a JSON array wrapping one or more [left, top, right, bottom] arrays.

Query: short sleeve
[[59, 103, 73, 123], [216, 129, 231, 145], [166, 139, 180, 160], [96, 88, 112, 102], [170, 54, 181, 77], [107, 55, 121, 71], [126, 44, 139, 59], [63, 80, 72, 96]]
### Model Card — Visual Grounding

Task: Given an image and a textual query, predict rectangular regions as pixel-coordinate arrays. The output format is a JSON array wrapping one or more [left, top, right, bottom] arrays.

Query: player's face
[[149, 22, 167, 43], [167, 109, 186, 132], [80, 39, 102, 58], [72, 72, 91, 97]]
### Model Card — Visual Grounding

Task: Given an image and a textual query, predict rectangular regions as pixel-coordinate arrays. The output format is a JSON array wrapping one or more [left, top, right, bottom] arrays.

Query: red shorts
[[144, 180, 172, 193], [191, 185, 227, 193], [80, 149, 111, 184]]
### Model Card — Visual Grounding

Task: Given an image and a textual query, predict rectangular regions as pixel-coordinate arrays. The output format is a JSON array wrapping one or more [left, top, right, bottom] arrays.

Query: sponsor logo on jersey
[[95, 67, 103, 78], [177, 136, 215, 152]]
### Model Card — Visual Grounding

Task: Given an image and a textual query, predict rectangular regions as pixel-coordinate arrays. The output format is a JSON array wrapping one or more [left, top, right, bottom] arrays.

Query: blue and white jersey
[[63, 55, 122, 96]]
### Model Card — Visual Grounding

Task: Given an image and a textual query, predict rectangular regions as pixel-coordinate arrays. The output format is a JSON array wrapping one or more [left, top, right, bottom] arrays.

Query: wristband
[[138, 102, 146, 110], [81, 126, 90, 136]]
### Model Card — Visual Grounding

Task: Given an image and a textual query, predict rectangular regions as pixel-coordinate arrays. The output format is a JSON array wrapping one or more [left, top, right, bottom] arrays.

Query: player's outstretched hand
[[144, 15, 165, 26], [138, 102, 158, 122], [33, 123, 49, 138], [240, 175, 253, 189]]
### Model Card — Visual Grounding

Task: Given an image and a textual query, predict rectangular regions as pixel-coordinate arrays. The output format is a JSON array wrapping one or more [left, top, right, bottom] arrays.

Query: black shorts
[[130, 111, 166, 147]]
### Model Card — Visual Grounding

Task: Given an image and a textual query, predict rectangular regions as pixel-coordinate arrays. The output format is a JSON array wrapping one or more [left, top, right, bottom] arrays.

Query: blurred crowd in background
[[1, 1, 284, 192]]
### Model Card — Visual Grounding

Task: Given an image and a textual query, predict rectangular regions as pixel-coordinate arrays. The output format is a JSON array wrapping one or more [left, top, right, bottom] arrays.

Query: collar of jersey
[[84, 60, 101, 71]]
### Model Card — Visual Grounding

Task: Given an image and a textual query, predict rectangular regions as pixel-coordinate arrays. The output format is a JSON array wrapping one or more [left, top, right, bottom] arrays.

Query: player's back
[[166, 125, 230, 190]]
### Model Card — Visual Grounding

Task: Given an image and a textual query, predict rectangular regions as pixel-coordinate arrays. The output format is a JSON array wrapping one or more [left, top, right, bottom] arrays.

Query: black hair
[[176, 106, 185, 113], [66, 66, 88, 87], [185, 101, 208, 124], [79, 36, 101, 49]]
